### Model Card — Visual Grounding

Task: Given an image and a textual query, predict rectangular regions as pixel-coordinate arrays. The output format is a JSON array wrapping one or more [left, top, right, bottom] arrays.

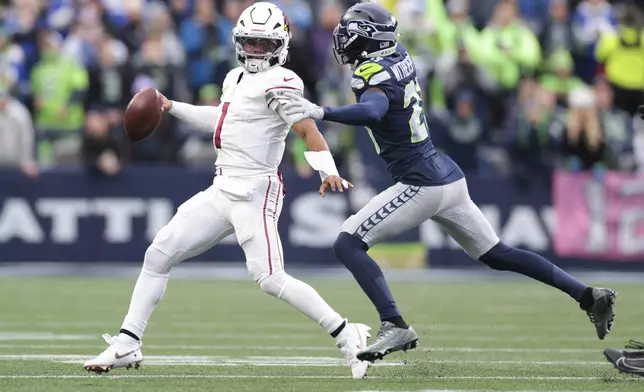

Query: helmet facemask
[[234, 36, 286, 73]]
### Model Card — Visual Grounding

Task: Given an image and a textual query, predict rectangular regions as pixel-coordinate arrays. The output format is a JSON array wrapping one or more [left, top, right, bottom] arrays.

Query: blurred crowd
[[0, 0, 643, 184]]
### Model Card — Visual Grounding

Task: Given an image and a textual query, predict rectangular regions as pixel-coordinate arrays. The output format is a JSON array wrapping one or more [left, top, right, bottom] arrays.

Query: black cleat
[[604, 341, 644, 377], [580, 288, 616, 340]]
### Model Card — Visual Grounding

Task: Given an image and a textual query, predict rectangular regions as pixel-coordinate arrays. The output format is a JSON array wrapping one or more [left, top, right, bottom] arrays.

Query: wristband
[[304, 150, 339, 178]]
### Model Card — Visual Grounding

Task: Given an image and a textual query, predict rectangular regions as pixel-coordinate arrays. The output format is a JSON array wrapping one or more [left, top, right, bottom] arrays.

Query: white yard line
[[0, 344, 607, 354], [0, 375, 639, 381], [0, 354, 611, 367], [0, 354, 404, 367], [0, 333, 95, 341], [351, 390, 619, 392], [1, 321, 633, 333], [0, 331, 611, 343]]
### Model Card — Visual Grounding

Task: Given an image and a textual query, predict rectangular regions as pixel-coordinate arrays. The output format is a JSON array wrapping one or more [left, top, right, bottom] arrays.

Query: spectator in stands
[[515, 0, 550, 33], [86, 35, 134, 129], [573, 0, 615, 82], [539, 49, 585, 106], [435, 38, 497, 112], [0, 82, 38, 178], [594, 78, 636, 171], [595, 4, 644, 116], [480, 0, 542, 91], [30, 30, 88, 165], [435, 0, 497, 118], [564, 86, 606, 172], [272, 0, 314, 32], [104, 0, 146, 51], [282, 4, 319, 102], [144, 2, 185, 69], [133, 22, 181, 100], [44, 0, 76, 35], [311, 0, 343, 77], [539, 0, 577, 58], [0, 27, 26, 99], [179, 0, 230, 100], [394, 0, 435, 85], [81, 110, 123, 176], [168, 0, 194, 26], [505, 84, 566, 187], [468, 0, 503, 29], [6, 0, 40, 96], [442, 90, 485, 173]]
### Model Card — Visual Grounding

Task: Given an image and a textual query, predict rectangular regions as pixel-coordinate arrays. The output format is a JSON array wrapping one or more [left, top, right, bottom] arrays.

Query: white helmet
[[232, 2, 291, 73]]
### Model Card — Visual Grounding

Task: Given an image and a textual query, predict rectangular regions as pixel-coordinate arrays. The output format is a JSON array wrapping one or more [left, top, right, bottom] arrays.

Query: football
[[124, 88, 163, 142]]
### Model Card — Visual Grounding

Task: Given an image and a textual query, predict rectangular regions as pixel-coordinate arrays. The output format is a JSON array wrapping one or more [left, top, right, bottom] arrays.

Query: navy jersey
[[350, 45, 464, 186]]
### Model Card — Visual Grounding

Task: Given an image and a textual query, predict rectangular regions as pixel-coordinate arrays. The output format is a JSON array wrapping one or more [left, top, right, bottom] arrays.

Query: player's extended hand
[[281, 92, 324, 121], [319, 175, 353, 197], [157, 91, 172, 112]]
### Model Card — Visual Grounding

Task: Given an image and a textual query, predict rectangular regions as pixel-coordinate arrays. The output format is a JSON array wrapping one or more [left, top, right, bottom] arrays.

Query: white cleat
[[84, 334, 143, 374], [335, 321, 371, 379]]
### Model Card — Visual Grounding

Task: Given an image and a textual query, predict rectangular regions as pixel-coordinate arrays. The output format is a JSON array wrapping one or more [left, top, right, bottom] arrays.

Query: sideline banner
[[1, 167, 643, 266], [553, 171, 644, 260]]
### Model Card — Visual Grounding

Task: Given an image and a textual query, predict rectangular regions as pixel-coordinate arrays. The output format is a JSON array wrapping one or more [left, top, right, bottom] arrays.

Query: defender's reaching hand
[[281, 93, 324, 121]]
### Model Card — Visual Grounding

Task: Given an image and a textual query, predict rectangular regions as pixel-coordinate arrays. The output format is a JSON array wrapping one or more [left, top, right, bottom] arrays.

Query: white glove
[[281, 92, 324, 121]]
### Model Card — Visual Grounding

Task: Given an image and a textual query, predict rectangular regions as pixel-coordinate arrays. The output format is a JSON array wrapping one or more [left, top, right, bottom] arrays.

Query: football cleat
[[604, 342, 644, 376], [356, 321, 418, 362], [580, 287, 616, 340], [335, 321, 372, 379], [84, 333, 143, 374]]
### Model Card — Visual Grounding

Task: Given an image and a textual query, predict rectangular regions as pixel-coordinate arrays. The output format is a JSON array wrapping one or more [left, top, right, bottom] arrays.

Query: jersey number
[[404, 78, 429, 143], [214, 102, 230, 148]]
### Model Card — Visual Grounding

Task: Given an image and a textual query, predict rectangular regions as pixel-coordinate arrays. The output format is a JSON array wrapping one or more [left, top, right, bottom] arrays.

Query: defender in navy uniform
[[282, 3, 616, 362]]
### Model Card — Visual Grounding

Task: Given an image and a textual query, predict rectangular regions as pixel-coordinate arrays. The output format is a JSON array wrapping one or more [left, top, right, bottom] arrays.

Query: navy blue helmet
[[332, 3, 399, 67]]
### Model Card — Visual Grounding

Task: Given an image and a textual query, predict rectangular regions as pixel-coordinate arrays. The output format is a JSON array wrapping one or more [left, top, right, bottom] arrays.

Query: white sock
[[275, 276, 345, 334], [120, 269, 168, 340]]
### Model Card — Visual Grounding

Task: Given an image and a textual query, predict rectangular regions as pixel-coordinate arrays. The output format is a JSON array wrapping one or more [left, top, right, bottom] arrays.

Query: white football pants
[[120, 174, 344, 339]]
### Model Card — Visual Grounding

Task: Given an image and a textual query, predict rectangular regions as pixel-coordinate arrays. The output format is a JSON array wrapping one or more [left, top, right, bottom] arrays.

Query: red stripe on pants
[[273, 180, 283, 268], [262, 177, 273, 275]]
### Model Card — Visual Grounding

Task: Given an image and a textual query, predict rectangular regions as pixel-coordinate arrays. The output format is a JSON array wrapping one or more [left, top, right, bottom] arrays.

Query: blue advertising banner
[[0, 166, 642, 267]]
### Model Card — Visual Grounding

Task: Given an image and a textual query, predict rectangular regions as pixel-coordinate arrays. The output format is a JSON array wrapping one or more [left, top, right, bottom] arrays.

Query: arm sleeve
[[322, 90, 389, 126], [265, 75, 306, 127], [168, 101, 221, 132]]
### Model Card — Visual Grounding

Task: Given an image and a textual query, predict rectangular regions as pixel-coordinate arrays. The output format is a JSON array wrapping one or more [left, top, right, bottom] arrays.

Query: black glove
[[638, 105, 644, 120]]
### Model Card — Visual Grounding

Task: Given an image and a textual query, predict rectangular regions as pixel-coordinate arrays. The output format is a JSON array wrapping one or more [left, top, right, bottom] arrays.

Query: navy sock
[[479, 242, 588, 301], [333, 232, 406, 324]]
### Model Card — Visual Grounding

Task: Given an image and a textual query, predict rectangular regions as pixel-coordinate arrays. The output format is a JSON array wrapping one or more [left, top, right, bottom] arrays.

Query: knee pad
[[333, 232, 368, 260], [478, 241, 511, 271], [142, 245, 174, 275], [258, 271, 290, 298]]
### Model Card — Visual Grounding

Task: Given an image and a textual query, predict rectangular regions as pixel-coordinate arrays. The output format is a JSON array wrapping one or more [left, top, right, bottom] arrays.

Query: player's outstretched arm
[[158, 92, 221, 132], [282, 89, 389, 126], [291, 119, 353, 197]]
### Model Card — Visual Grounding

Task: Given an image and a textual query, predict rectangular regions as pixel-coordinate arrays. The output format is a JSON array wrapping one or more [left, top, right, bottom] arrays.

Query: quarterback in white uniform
[[83, 2, 371, 379]]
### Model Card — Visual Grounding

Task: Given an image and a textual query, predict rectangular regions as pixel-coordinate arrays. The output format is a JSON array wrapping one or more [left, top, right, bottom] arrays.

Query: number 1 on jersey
[[214, 102, 230, 148], [404, 78, 429, 143]]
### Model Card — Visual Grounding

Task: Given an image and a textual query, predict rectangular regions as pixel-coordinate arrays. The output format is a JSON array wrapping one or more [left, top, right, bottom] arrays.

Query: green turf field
[[0, 277, 642, 391]]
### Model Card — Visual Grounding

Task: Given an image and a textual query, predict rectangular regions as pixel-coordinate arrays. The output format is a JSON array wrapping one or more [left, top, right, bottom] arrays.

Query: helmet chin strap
[[245, 58, 271, 73]]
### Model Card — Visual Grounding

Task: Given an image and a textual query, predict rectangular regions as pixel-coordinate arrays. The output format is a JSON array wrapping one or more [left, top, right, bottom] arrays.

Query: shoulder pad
[[354, 61, 384, 80], [222, 68, 244, 96], [353, 61, 391, 87]]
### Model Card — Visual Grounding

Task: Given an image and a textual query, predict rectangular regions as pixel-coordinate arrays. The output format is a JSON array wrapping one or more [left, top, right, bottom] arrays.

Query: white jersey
[[214, 66, 304, 178]]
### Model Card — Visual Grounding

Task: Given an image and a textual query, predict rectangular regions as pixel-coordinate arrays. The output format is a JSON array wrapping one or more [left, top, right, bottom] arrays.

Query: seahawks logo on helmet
[[332, 2, 399, 66], [349, 20, 378, 37]]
